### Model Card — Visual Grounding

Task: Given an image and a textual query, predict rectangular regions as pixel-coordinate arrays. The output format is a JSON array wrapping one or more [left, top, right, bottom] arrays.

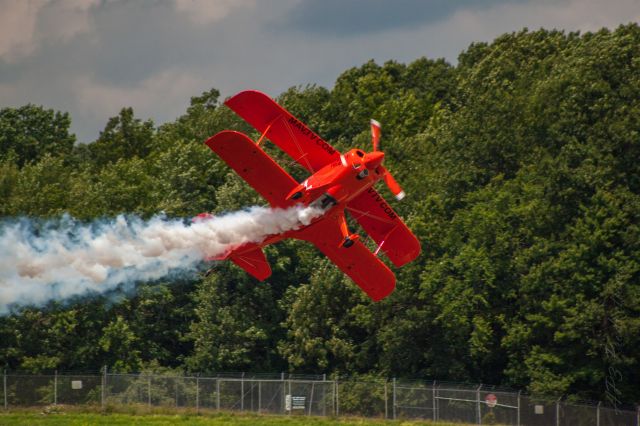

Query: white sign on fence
[[71, 380, 83, 390], [285, 394, 306, 411]]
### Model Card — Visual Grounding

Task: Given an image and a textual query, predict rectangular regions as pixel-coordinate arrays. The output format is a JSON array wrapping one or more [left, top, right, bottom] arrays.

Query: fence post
[[596, 401, 601, 426], [636, 405, 639, 426], [195, 374, 200, 414], [432, 380, 437, 422], [54, 370, 58, 405], [322, 374, 326, 417], [175, 375, 178, 408], [281, 372, 285, 414], [147, 374, 151, 408], [476, 384, 482, 425], [556, 398, 561, 426], [241, 372, 245, 411], [101, 366, 107, 409], [392, 377, 396, 420], [384, 380, 388, 419], [308, 381, 315, 417], [216, 377, 220, 411], [258, 379, 261, 414], [517, 390, 521, 426], [288, 377, 292, 416], [3, 369, 7, 410], [336, 378, 339, 417]]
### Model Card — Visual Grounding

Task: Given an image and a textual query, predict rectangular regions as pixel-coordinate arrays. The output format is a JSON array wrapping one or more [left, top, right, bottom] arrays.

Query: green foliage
[[277, 260, 366, 372], [99, 315, 143, 373], [148, 140, 223, 216], [186, 272, 273, 372], [8, 155, 76, 217], [0, 104, 74, 167], [0, 302, 108, 372], [1, 24, 640, 406], [0, 159, 20, 215], [88, 107, 155, 169]]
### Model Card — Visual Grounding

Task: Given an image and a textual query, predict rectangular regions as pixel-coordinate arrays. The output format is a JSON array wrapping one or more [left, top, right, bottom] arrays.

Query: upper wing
[[205, 130, 299, 208], [225, 90, 341, 173], [296, 211, 396, 301], [346, 187, 421, 267]]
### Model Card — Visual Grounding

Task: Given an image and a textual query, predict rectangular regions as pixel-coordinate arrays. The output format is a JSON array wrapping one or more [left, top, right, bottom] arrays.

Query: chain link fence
[[1, 370, 638, 425]]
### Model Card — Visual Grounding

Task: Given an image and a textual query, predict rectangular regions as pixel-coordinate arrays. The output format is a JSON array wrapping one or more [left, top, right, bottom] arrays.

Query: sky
[[1, 0, 639, 143]]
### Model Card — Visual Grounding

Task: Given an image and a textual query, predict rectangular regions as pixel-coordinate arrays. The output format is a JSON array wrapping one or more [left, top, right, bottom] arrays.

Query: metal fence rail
[[1, 370, 638, 425]]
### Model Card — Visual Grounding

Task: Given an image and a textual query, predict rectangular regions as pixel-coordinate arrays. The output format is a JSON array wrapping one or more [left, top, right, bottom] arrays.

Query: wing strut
[[373, 223, 401, 256], [282, 116, 315, 173], [256, 116, 279, 146]]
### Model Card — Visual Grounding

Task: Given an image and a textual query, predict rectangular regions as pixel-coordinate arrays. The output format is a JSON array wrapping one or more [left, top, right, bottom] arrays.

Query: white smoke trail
[[0, 205, 324, 315]]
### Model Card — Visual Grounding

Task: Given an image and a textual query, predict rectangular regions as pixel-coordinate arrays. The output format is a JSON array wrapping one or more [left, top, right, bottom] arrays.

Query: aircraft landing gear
[[291, 191, 303, 200], [342, 237, 355, 248], [309, 194, 337, 211], [356, 169, 369, 180], [319, 194, 337, 209]]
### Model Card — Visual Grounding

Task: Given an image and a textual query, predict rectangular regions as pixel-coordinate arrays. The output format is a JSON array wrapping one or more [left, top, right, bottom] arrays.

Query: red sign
[[485, 393, 498, 408]]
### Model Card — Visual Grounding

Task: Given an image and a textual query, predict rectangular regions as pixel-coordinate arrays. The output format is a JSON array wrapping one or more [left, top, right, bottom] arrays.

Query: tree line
[[1, 25, 639, 405]]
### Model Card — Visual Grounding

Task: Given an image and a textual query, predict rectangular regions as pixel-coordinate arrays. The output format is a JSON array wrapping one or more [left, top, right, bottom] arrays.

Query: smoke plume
[[0, 205, 324, 315]]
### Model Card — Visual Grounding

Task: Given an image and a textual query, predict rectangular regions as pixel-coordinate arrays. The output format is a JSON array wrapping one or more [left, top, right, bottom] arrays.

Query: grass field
[[0, 410, 470, 426]]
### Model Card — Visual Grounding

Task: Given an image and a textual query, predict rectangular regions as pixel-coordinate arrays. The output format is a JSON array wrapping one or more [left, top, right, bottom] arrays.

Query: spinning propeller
[[369, 119, 405, 201]]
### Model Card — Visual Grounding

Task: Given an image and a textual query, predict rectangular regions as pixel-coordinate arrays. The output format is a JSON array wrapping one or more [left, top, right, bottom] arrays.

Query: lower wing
[[295, 211, 396, 301], [346, 187, 421, 267]]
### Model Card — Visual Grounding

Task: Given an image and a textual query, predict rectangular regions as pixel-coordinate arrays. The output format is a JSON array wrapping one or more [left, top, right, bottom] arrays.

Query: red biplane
[[204, 90, 420, 301]]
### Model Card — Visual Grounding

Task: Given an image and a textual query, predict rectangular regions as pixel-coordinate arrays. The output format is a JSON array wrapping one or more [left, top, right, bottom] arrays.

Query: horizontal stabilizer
[[228, 244, 272, 281]]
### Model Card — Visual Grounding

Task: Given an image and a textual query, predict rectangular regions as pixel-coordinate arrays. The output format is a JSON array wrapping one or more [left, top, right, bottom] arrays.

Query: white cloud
[[74, 68, 211, 125], [1, 0, 638, 143], [39, 0, 100, 43], [441, 0, 640, 50], [173, 0, 256, 25], [336, 0, 640, 66], [0, 0, 46, 61], [0, 81, 20, 102], [0, 0, 98, 62]]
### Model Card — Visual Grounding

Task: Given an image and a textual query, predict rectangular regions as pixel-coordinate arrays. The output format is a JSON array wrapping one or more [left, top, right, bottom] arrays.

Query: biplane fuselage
[[288, 148, 386, 205], [204, 90, 420, 301], [240, 148, 392, 247]]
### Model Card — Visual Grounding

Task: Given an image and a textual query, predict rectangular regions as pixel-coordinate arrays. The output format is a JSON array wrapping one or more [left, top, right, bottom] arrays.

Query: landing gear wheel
[[320, 195, 337, 209], [291, 191, 303, 200], [343, 237, 355, 248]]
